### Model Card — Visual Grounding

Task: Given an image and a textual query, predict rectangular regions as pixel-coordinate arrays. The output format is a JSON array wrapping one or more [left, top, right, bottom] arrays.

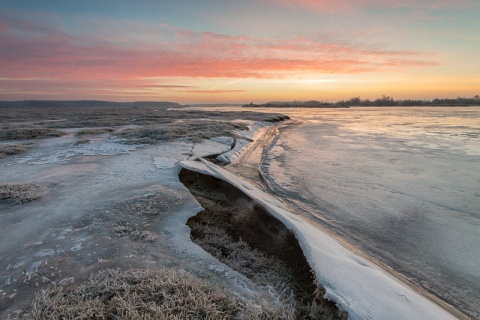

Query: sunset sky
[[1, 0, 479, 103]]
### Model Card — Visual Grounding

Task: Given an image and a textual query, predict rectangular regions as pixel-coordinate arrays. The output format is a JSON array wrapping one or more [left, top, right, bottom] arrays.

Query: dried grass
[[107, 194, 175, 244], [181, 170, 347, 320], [0, 104, 289, 129], [0, 128, 64, 141], [115, 121, 248, 144], [0, 144, 31, 158], [0, 183, 43, 205], [113, 223, 154, 242], [76, 128, 115, 136], [14, 268, 290, 320], [125, 194, 174, 216]]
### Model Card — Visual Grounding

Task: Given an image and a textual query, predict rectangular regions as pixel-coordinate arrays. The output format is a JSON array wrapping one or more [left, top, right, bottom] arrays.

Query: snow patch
[[26, 261, 42, 276], [216, 139, 249, 164], [234, 121, 274, 141], [189, 136, 233, 160], [153, 157, 178, 169], [34, 249, 55, 258], [70, 243, 83, 252]]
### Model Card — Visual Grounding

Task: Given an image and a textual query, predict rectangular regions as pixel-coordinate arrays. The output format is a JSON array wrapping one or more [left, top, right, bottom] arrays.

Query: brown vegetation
[[107, 193, 178, 242], [0, 144, 31, 158], [0, 105, 288, 146], [14, 268, 274, 320], [180, 169, 347, 320], [116, 121, 248, 144], [0, 128, 64, 141], [113, 223, 153, 242], [76, 128, 115, 136], [0, 104, 289, 129], [11, 268, 296, 320], [0, 183, 43, 205]]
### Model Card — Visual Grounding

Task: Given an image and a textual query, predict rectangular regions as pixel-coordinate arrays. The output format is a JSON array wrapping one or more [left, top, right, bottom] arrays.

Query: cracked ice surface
[[189, 136, 233, 160], [13, 137, 141, 165], [0, 133, 264, 316]]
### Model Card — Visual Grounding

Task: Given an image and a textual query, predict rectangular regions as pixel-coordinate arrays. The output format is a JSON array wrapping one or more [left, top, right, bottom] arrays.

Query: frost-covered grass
[[0, 128, 64, 141], [181, 170, 346, 320], [14, 269, 229, 319], [0, 104, 289, 145], [0, 105, 289, 129], [0, 144, 31, 158], [113, 223, 153, 242], [115, 121, 248, 144], [0, 183, 43, 205], [108, 194, 176, 242], [75, 127, 115, 136], [12, 268, 291, 320]]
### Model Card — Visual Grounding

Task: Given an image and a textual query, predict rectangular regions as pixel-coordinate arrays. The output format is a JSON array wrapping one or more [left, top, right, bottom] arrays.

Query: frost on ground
[[0, 105, 290, 318], [0, 183, 44, 206], [180, 168, 346, 319], [0, 104, 457, 319], [180, 160, 457, 320], [17, 268, 289, 320]]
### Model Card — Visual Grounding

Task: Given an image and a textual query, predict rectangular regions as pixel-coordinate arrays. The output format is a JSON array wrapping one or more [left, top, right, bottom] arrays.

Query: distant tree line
[[244, 95, 480, 108]]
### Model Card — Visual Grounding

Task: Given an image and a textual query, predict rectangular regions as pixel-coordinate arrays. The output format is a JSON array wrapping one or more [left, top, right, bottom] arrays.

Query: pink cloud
[[0, 10, 439, 99], [267, 0, 476, 12]]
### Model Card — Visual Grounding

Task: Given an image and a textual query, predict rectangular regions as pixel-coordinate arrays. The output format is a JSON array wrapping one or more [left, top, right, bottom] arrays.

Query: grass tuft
[[13, 268, 291, 320], [180, 170, 347, 320], [0, 128, 64, 141], [0, 183, 43, 205], [76, 128, 115, 136], [125, 194, 173, 216], [115, 121, 248, 144], [113, 223, 154, 242], [0, 144, 31, 158]]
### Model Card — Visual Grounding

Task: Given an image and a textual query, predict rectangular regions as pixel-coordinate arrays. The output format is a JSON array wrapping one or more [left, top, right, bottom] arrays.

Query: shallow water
[[259, 107, 480, 318]]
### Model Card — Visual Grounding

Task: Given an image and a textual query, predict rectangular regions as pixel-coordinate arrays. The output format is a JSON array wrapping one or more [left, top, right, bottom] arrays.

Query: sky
[[0, 0, 479, 103]]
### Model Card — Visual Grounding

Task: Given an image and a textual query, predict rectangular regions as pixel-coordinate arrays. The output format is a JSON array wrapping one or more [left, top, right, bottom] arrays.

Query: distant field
[[0, 103, 288, 146]]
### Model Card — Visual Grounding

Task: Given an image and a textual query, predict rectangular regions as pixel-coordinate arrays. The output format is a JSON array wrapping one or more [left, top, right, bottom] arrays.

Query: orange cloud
[[0, 16, 435, 81], [0, 10, 441, 101], [174, 89, 246, 94]]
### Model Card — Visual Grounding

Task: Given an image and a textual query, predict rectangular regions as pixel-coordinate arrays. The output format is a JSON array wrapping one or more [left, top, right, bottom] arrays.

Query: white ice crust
[[180, 159, 457, 320], [216, 139, 249, 164], [189, 136, 233, 160], [217, 122, 274, 164], [233, 121, 273, 141]]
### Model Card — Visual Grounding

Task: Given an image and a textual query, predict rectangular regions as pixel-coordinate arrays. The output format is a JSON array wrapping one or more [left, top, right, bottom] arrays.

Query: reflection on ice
[[262, 107, 480, 319], [181, 159, 456, 320]]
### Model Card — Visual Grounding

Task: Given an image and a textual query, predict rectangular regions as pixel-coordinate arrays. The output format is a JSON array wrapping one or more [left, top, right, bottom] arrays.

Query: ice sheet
[[180, 160, 456, 320]]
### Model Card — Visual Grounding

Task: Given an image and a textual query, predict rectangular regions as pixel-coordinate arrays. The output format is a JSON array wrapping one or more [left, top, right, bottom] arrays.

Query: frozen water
[[216, 138, 249, 164], [0, 125, 271, 316], [261, 107, 480, 318], [189, 136, 233, 160], [181, 159, 456, 320]]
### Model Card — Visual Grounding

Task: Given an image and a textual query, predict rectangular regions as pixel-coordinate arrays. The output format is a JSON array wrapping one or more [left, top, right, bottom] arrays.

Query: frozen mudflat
[[259, 107, 479, 319], [0, 105, 469, 319], [0, 111, 281, 317], [181, 160, 455, 320]]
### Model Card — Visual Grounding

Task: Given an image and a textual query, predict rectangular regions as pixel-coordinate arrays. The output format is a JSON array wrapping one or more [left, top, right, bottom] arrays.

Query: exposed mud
[[179, 168, 346, 319]]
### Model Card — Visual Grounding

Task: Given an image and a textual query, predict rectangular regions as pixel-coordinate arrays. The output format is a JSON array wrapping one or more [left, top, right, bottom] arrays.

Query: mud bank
[[0, 107, 291, 318], [180, 168, 346, 319]]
